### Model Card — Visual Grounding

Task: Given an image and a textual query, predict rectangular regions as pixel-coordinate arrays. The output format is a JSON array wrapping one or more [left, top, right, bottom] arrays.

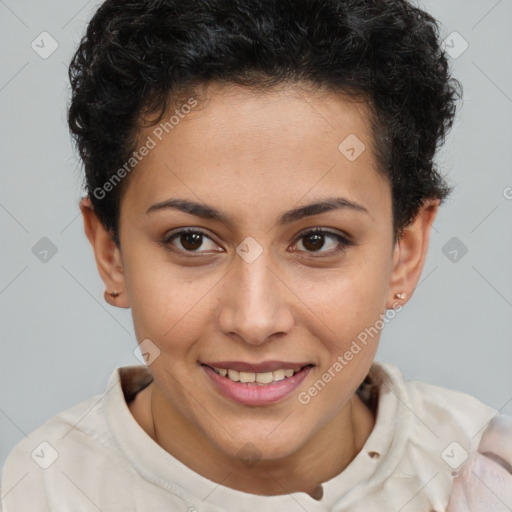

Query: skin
[[80, 82, 439, 498]]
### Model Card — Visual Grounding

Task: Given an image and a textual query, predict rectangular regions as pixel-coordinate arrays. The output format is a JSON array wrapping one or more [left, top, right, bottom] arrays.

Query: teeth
[[255, 372, 273, 384], [227, 369, 240, 381], [212, 365, 307, 384], [239, 371, 255, 383], [273, 369, 286, 381]]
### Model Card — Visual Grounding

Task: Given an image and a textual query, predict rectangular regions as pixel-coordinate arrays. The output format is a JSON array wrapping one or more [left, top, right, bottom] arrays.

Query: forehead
[[121, 82, 390, 222]]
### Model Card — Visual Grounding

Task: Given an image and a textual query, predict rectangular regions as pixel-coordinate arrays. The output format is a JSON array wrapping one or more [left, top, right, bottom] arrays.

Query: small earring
[[108, 290, 121, 298], [394, 292, 406, 300]]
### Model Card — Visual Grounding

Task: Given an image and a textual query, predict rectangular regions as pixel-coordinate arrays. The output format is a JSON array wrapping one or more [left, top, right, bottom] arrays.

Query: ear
[[386, 198, 439, 309], [79, 196, 130, 308]]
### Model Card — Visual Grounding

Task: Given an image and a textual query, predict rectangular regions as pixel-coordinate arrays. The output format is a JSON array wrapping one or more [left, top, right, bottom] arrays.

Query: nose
[[217, 250, 294, 346]]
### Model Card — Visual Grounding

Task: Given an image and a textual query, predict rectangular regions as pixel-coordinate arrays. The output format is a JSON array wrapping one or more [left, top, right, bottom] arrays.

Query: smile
[[200, 362, 314, 405], [211, 365, 307, 384]]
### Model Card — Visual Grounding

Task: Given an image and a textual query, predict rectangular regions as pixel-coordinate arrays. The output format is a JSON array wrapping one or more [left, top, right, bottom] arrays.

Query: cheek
[[301, 256, 391, 335], [295, 252, 391, 389], [124, 251, 215, 352]]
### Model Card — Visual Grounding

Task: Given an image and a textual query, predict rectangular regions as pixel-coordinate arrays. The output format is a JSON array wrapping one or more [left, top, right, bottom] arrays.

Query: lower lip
[[201, 364, 313, 406]]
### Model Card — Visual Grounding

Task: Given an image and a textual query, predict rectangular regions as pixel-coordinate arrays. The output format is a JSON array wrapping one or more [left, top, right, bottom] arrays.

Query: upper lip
[[201, 361, 313, 373]]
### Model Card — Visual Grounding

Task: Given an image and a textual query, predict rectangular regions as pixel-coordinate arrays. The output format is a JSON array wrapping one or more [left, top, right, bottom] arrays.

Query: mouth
[[200, 361, 314, 405]]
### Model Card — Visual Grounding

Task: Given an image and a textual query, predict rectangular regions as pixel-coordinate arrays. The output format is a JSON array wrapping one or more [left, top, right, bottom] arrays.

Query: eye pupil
[[181, 232, 203, 251], [303, 233, 325, 251]]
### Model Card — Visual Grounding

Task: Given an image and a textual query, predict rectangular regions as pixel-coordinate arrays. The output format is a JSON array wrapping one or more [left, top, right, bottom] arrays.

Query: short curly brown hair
[[68, 0, 461, 246]]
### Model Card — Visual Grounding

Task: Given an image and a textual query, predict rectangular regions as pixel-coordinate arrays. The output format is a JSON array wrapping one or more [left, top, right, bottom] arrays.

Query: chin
[[213, 428, 306, 464]]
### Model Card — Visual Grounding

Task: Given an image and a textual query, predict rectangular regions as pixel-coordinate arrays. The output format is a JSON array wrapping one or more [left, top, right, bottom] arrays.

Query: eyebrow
[[145, 196, 370, 226]]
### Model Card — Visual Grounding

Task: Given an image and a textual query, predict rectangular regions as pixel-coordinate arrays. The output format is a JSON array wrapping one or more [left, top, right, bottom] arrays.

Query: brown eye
[[162, 228, 221, 253], [293, 228, 354, 255], [179, 232, 203, 251], [302, 232, 327, 252]]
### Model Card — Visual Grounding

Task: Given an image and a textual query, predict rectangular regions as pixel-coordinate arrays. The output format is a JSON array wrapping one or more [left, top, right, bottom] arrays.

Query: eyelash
[[160, 227, 354, 257]]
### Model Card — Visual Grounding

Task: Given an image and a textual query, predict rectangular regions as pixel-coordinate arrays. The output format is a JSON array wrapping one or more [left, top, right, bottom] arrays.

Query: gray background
[[1, 0, 511, 473]]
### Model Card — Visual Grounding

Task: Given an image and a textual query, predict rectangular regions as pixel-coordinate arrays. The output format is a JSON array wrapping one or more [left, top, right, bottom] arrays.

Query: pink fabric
[[447, 415, 512, 511]]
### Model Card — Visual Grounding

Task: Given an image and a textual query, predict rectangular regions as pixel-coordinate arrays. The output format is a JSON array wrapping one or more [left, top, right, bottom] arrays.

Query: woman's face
[[113, 83, 402, 460]]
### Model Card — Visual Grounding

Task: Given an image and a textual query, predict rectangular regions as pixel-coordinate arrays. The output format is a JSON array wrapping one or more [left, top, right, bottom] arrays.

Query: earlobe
[[386, 199, 439, 309], [79, 196, 130, 309]]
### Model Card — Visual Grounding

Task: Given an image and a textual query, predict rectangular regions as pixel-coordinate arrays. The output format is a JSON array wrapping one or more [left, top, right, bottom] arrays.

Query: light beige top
[[1, 361, 508, 512]]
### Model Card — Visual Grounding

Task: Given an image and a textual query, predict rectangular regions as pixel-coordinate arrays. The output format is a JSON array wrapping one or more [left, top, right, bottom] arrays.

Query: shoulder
[[0, 365, 189, 512], [403, 373, 498, 466], [367, 362, 499, 506], [406, 374, 498, 433], [373, 361, 498, 441], [0, 371, 134, 511], [371, 362, 498, 439], [1, 392, 103, 507]]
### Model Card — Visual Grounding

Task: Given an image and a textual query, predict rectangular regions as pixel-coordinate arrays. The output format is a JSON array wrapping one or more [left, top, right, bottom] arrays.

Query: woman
[[2, 0, 511, 510]]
